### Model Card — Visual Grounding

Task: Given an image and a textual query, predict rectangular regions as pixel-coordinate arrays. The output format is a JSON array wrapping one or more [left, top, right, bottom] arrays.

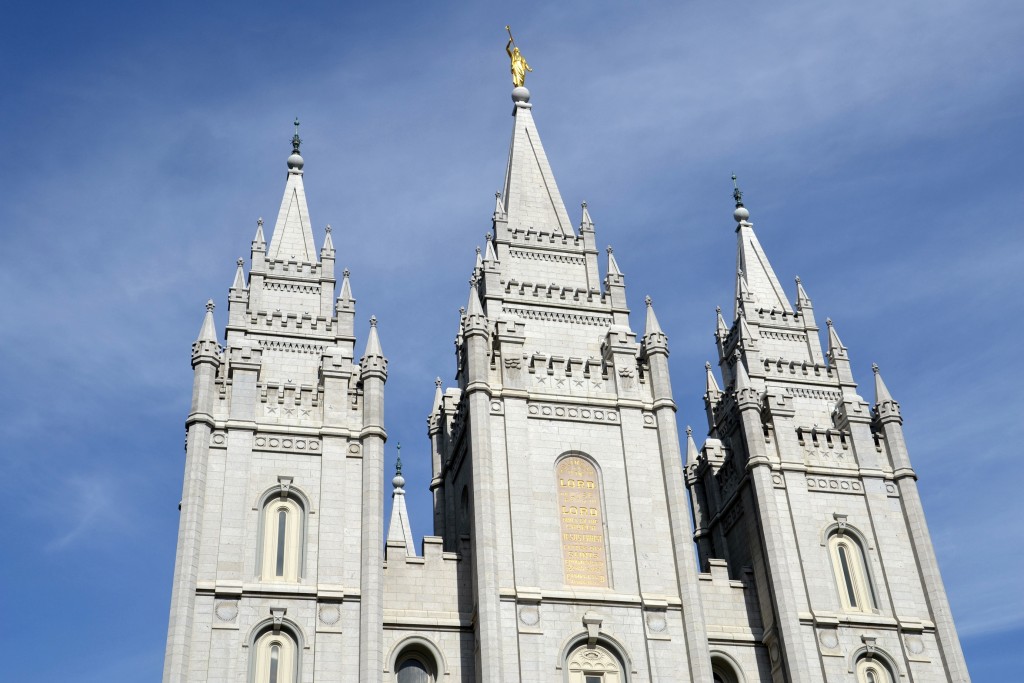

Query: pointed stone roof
[[826, 318, 847, 358], [252, 217, 266, 250], [644, 295, 663, 336], [580, 201, 594, 231], [386, 448, 416, 556], [795, 276, 812, 310], [197, 300, 217, 342], [607, 246, 622, 277], [431, 377, 443, 414], [363, 315, 384, 357], [873, 363, 894, 404], [268, 123, 316, 262], [501, 89, 573, 235], [705, 361, 721, 395], [730, 182, 792, 316], [685, 426, 700, 468], [321, 224, 335, 255], [231, 258, 246, 290], [338, 268, 354, 303], [715, 306, 728, 337], [484, 236, 498, 262]]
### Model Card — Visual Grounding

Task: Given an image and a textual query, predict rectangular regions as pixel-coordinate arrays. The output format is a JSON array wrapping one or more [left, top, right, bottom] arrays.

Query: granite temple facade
[[163, 84, 971, 682]]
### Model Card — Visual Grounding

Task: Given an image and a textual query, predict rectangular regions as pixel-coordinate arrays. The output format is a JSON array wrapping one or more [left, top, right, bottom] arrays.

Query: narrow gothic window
[[261, 497, 303, 582], [252, 630, 296, 683], [828, 533, 877, 613]]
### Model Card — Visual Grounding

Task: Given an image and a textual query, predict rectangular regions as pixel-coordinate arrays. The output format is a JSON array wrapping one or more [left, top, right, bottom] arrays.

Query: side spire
[[685, 425, 700, 469], [363, 315, 384, 358], [197, 300, 217, 342], [607, 246, 623, 277], [268, 119, 316, 263], [872, 363, 902, 422], [501, 87, 574, 235], [795, 275, 813, 310], [826, 318, 847, 358], [231, 258, 246, 290], [644, 295, 663, 336], [731, 176, 792, 316], [705, 361, 721, 395], [386, 445, 416, 556]]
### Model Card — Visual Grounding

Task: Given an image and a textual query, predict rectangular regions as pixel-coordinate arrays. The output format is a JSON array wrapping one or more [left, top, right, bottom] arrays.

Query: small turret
[[192, 300, 220, 362]]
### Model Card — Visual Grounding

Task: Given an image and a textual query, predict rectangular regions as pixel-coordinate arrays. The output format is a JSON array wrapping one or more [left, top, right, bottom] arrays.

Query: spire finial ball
[[511, 86, 531, 103], [645, 295, 653, 307], [872, 363, 880, 373], [206, 299, 215, 312], [369, 315, 377, 327], [237, 257, 244, 267]]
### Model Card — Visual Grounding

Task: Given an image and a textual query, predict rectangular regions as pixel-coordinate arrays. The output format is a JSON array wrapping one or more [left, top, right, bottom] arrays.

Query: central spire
[[267, 119, 316, 263], [730, 176, 792, 316], [500, 87, 574, 236]]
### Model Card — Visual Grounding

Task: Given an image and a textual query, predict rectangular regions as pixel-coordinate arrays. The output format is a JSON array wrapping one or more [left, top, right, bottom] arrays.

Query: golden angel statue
[[505, 26, 533, 88]]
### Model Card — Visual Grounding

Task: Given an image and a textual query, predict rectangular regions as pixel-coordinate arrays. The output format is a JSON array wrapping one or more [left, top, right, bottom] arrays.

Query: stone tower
[[422, 85, 713, 681], [686, 185, 971, 682], [163, 124, 390, 682], [164, 83, 971, 683]]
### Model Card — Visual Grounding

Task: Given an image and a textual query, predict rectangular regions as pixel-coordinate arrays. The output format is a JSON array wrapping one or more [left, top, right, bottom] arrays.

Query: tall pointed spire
[[685, 426, 700, 469], [705, 361, 721, 395], [731, 176, 792, 316], [197, 300, 217, 342], [338, 268, 354, 303], [795, 276, 812, 311], [872, 363, 902, 422], [607, 246, 622, 277], [386, 445, 416, 556], [231, 258, 246, 290], [267, 119, 316, 263], [501, 87, 574, 235], [321, 224, 335, 254], [826, 318, 847, 357], [580, 201, 594, 232], [363, 315, 383, 358], [431, 377, 443, 413], [873, 363, 894, 403], [644, 295, 663, 336], [484, 234, 498, 262]]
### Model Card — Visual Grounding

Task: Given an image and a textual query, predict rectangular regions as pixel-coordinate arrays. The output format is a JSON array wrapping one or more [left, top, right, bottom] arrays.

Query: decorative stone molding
[[502, 306, 612, 327], [211, 431, 227, 448], [318, 603, 341, 626], [806, 477, 863, 494], [270, 606, 287, 632], [253, 433, 322, 454], [526, 402, 619, 424], [582, 610, 603, 647], [264, 281, 321, 294], [642, 411, 657, 428], [259, 339, 328, 355], [215, 600, 238, 622], [518, 605, 540, 626], [509, 248, 585, 265]]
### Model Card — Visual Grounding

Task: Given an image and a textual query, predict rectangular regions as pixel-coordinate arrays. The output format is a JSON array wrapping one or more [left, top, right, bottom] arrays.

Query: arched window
[[828, 532, 877, 613], [711, 655, 741, 683], [252, 629, 297, 683], [260, 496, 304, 582], [566, 643, 624, 683], [856, 657, 894, 683], [395, 649, 437, 683]]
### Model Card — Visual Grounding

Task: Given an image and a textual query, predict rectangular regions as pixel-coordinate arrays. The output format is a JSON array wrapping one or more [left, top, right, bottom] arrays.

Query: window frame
[[256, 489, 308, 583], [827, 532, 878, 614]]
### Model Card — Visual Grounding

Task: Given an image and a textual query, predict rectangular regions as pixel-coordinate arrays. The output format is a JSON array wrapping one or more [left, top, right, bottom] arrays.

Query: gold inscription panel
[[557, 456, 608, 587]]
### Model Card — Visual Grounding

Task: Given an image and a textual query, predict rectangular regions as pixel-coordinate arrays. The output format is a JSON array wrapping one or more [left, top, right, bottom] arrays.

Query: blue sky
[[2, 1, 1021, 679]]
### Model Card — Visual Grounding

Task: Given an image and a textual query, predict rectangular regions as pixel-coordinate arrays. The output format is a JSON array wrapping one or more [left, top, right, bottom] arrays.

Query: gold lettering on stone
[[557, 456, 608, 587]]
